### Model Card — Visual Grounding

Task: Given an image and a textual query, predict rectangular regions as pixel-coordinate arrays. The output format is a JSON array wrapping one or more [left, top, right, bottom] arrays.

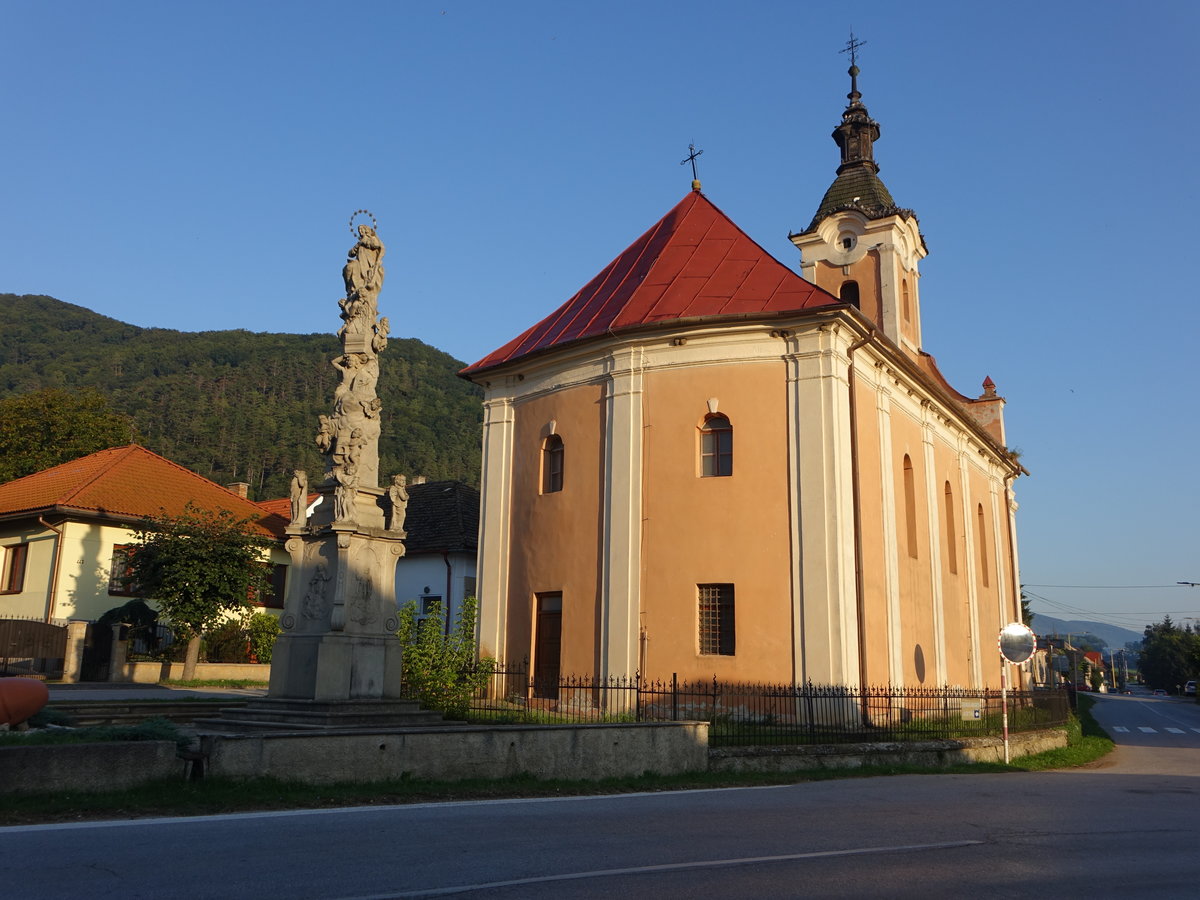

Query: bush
[[202, 620, 252, 663], [245, 612, 281, 664], [397, 596, 495, 719], [198, 612, 279, 664]]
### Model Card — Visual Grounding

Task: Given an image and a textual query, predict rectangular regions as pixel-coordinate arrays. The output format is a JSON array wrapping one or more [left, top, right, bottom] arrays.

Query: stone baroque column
[[268, 216, 408, 704]]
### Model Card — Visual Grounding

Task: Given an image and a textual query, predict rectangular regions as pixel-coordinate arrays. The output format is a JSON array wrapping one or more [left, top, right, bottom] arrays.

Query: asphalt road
[[4, 693, 1199, 899]]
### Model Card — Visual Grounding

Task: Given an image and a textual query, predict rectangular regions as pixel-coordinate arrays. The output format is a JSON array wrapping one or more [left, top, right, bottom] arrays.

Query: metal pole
[[1001, 660, 1010, 764]]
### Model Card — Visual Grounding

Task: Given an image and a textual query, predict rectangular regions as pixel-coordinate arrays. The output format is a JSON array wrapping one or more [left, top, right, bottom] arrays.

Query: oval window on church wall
[[840, 280, 860, 308]]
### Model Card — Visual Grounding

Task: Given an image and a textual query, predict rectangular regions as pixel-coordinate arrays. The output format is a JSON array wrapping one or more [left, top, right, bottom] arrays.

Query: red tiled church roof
[[0, 444, 287, 538], [462, 191, 840, 374]]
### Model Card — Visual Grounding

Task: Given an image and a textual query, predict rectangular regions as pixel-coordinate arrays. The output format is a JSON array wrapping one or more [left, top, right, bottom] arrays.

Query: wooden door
[[533, 594, 562, 700]]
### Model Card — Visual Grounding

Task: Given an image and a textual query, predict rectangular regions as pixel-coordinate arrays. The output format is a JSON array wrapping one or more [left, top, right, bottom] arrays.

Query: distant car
[[1122, 689, 1132, 695], [1153, 689, 1167, 696], [1186, 681, 1196, 696]]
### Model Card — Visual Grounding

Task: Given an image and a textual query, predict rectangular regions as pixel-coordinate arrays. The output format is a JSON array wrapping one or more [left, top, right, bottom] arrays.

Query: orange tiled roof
[[462, 190, 840, 374], [0, 445, 287, 538], [256, 493, 318, 521]]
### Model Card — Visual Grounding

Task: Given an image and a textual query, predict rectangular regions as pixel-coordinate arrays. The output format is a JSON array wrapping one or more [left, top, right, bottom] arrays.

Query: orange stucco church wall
[[505, 383, 604, 675], [638, 361, 794, 684]]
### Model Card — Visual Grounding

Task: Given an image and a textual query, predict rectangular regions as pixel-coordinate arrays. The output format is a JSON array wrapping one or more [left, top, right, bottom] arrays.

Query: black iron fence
[[125, 622, 177, 661], [466, 660, 1070, 746]]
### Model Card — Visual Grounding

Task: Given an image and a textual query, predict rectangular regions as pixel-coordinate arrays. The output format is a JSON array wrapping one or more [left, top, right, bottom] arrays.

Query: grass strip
[[0, 704, 1113, 827]]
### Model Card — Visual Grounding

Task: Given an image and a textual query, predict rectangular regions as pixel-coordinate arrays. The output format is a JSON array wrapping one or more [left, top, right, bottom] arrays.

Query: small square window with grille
[[698, 583, 735, 655]]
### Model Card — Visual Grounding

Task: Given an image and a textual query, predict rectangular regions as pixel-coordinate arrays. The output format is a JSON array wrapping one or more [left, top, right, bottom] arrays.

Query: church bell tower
[[791, 41, 928, 356]]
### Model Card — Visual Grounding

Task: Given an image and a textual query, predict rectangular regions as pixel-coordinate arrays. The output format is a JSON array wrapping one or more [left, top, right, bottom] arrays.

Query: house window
[[462, 576, 476, 600], [943, 482, 958, 575], [418, 596, 444, 633], [542, 434, 564, 493], [1, 544, 28, 594], [903, 456, 918, 559], [840, 280, 860, 307], [976, 504, 990, 588], [698, 583, 735, 655], [260, 564, 287, 609], [700, 414, 733, 477], [108, 544, 138, 596]]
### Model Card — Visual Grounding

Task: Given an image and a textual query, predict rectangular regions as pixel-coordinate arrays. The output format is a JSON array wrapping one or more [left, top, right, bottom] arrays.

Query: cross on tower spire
[[680, 143, 703, 192], [840, 29, 866, 68], [840, 29, 867, 102]]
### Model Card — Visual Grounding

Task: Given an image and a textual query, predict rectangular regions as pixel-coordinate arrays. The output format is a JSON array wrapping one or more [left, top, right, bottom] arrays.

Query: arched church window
[[700, 415, 733, 477], [902, 279, 911, 321], [542, 434, 564, 494], [840, 280, 860, 308], [903, 455, 918, 558]]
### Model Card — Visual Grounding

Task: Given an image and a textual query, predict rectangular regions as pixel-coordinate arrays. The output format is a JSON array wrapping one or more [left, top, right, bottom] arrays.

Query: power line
[[1022, 583, 1188, 589]]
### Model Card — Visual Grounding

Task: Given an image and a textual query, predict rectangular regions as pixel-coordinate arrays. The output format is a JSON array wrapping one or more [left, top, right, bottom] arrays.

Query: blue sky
[[3, 1, 1197, 633]]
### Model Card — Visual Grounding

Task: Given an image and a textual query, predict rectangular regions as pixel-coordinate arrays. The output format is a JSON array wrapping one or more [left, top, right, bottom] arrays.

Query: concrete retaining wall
[[0, 726, 1067, 795], [115, 661, 271, 684], [200, 722, 711, 783], [0, 741, 182, 794], [709, 729, 1067, 773]]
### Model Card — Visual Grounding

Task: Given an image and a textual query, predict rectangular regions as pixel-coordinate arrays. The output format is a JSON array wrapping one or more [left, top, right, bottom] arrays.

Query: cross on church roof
[[680, 143, 703, 191], [840, 29, 866, 67]]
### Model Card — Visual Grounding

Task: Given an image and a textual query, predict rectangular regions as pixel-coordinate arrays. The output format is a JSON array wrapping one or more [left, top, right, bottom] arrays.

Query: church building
[[461, 61, 1025, 690]]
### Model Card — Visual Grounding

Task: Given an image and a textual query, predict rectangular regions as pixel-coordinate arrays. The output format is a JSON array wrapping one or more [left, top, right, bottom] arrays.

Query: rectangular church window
[[698, 583, 735, 655]]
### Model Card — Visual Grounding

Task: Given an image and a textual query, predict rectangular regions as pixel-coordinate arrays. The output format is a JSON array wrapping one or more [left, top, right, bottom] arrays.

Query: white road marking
[[1138, 727, 1158, 733], [1112, 726, 1129, 733], [345, 841, 986, 898], [1166, 728, 1185, 734]]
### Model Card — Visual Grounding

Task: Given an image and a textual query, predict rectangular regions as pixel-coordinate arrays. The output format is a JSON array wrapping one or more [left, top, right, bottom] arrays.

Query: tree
[[0, 387, 136, 482], [125, 504, 273, 680], [397, 596, 495, 719], [1020, 592, 1034, 627], [1138, 617, 1199, 692]]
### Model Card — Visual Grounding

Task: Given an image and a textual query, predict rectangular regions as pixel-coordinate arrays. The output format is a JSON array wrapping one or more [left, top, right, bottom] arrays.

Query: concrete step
[[209, 705, 449, 726], [194, 698, 463, 733], [49, 700, 244, 726]]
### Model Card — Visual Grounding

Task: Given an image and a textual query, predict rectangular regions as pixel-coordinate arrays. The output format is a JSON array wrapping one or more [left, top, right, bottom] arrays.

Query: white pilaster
[[785, 326, 860, 685], [921, 411, 947, 685], [874, 373, 903, 686], [476, 395, 515, 661], [958, 441, 982, 688], [598, 348, 644, 680], [989, 479, 1010, 628]]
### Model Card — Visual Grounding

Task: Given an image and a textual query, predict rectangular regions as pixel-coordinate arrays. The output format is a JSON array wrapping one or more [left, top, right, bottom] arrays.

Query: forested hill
[[0, 294, 483, 500]]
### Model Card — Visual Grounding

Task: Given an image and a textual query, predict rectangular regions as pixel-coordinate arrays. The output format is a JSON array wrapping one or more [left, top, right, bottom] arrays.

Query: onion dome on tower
[[791, 39, 928, 354]]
